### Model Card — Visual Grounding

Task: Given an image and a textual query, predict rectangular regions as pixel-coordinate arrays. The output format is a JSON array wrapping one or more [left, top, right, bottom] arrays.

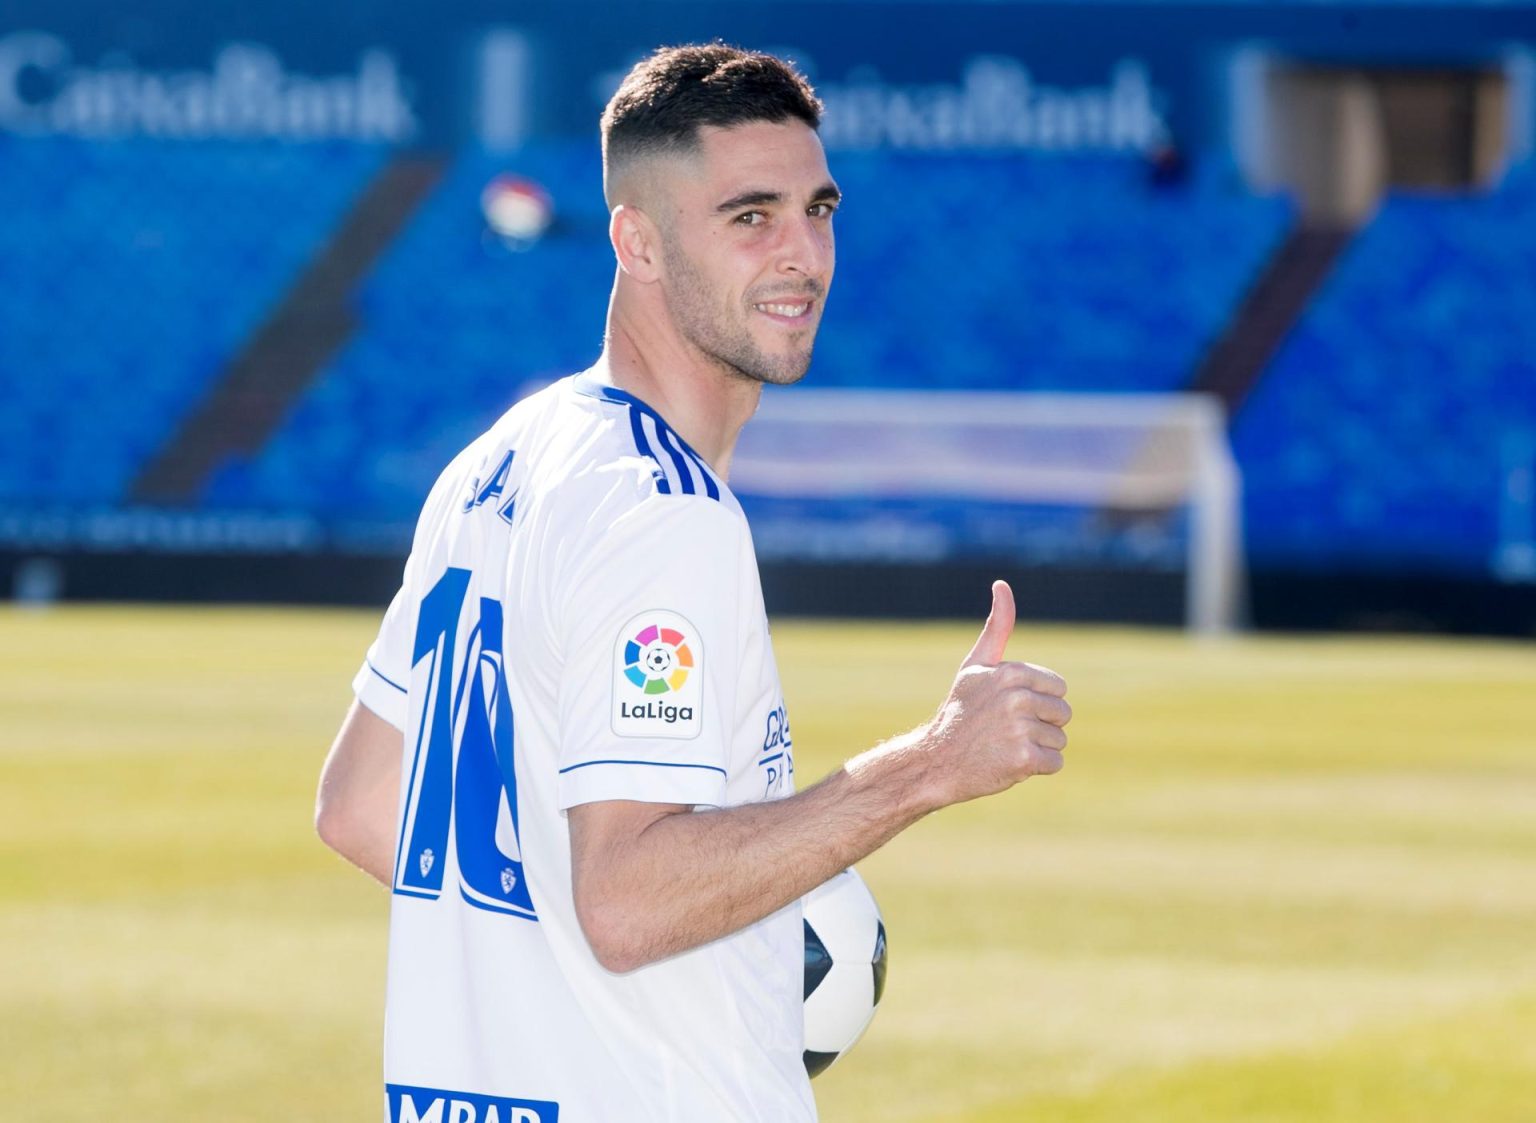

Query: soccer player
[[316, 44, 1072, 1123]]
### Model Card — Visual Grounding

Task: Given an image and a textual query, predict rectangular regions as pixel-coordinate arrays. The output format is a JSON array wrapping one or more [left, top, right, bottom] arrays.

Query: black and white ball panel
[[801, 867, 887, 1078]]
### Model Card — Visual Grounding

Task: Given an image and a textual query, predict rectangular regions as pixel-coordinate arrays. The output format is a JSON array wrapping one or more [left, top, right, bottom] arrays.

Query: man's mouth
[[752, 300, 814, 324]]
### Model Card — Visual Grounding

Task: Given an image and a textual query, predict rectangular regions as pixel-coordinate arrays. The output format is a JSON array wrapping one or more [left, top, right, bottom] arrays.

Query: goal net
[[730, 389, 1245, 633]]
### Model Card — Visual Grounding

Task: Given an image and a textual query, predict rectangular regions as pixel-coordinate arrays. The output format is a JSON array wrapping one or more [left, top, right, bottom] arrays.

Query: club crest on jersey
[[419, 848, 435, 878], [611, 611, 703, 740]]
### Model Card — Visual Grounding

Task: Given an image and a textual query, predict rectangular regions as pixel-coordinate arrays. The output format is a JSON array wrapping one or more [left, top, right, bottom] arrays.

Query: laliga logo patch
[[612, 610, 703, 740], [624, 623, 694, 694]]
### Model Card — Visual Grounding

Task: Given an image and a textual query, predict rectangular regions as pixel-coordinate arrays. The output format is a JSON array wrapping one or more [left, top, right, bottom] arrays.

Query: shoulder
[[536, 377, 738, 530]]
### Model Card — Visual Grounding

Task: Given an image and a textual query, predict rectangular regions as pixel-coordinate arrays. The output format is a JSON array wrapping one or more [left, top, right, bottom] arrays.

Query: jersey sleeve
[[351, 568, 416, 732], [555, 494, 746, 811]]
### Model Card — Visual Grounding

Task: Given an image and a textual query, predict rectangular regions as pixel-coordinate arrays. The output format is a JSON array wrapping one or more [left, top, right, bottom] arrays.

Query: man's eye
[[809, 203, 837, 219], [735, 211, 766, 226]]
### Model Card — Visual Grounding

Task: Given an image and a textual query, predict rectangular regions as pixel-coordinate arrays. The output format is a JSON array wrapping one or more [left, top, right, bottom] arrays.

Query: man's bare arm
[[569, 581, 1071, 973], [315, 698, 402, 885]]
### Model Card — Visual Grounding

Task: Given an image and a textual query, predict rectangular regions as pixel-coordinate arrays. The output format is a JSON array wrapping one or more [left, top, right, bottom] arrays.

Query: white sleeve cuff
[[352, 659, 409, 732], [557, 757, 727, 811]]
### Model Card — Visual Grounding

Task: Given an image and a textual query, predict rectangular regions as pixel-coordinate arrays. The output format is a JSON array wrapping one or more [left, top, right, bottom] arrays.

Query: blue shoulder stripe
[[624, 406, 671, 495], [574, 375, 721, 501], [653, 423, 698, 496], [679, 443, 721, 501]]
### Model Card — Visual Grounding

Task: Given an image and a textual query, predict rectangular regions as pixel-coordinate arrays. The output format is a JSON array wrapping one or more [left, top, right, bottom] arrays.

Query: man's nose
[[776, 212, 833, 282]]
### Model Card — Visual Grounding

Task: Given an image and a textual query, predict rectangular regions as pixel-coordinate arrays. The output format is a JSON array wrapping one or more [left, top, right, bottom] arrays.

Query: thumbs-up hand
[[924, 580, 1071, 807]]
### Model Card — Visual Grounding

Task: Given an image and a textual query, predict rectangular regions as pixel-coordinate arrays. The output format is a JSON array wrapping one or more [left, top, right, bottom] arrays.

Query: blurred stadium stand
[[0, 137, 385, 504], [1234, 163, 1536, 576], [2, 0, 1534, 632], [802, 152, 1291, 395]]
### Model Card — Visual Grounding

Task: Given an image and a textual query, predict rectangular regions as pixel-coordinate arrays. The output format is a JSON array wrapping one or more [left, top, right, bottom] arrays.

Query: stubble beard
[[660, 236, 817, 388]]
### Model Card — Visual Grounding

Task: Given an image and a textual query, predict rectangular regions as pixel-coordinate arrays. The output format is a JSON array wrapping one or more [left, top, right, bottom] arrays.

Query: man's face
[[653, 119, 838, 387]]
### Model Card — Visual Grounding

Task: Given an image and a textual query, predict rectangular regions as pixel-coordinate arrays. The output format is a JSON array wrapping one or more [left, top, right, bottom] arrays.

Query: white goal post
[[730, 389, 1245, 634]]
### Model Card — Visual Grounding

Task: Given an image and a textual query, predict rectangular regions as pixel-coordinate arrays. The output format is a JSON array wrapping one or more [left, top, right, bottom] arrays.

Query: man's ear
[[611, 205, 664, 284]]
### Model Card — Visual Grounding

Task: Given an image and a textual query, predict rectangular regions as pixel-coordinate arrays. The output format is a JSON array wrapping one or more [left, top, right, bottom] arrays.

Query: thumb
[[962, 580, 1015, 668]]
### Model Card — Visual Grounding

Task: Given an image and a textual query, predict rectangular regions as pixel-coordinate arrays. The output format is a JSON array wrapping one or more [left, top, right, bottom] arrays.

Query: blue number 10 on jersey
[[393, 567, 537, 920]]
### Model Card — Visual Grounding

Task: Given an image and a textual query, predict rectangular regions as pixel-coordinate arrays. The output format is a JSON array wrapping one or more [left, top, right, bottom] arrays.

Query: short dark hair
[[601, 44, 822, 194]]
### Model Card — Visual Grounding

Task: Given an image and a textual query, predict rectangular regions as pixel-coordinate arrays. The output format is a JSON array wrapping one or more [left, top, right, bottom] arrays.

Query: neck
[[595, 282, 763, 480]]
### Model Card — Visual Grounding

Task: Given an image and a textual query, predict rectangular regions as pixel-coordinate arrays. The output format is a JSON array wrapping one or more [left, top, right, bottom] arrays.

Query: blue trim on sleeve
[[558, 758, 728, 778], [368, 660, 408, 694]]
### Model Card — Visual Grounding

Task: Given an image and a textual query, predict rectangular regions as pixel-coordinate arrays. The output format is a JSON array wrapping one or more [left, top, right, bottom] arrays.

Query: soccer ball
[[802, 867, 888, 1078]]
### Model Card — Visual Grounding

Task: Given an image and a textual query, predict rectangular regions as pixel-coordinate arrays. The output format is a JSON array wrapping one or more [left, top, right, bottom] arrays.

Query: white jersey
[[353, 373, 813, 1123]]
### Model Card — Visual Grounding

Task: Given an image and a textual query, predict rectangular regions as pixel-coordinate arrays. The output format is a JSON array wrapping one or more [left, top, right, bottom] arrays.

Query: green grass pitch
[[2, 604, 1534, 1121]]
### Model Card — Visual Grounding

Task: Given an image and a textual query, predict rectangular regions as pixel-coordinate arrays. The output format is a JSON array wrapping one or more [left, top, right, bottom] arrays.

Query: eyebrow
[[714, 181, 843, 213]]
